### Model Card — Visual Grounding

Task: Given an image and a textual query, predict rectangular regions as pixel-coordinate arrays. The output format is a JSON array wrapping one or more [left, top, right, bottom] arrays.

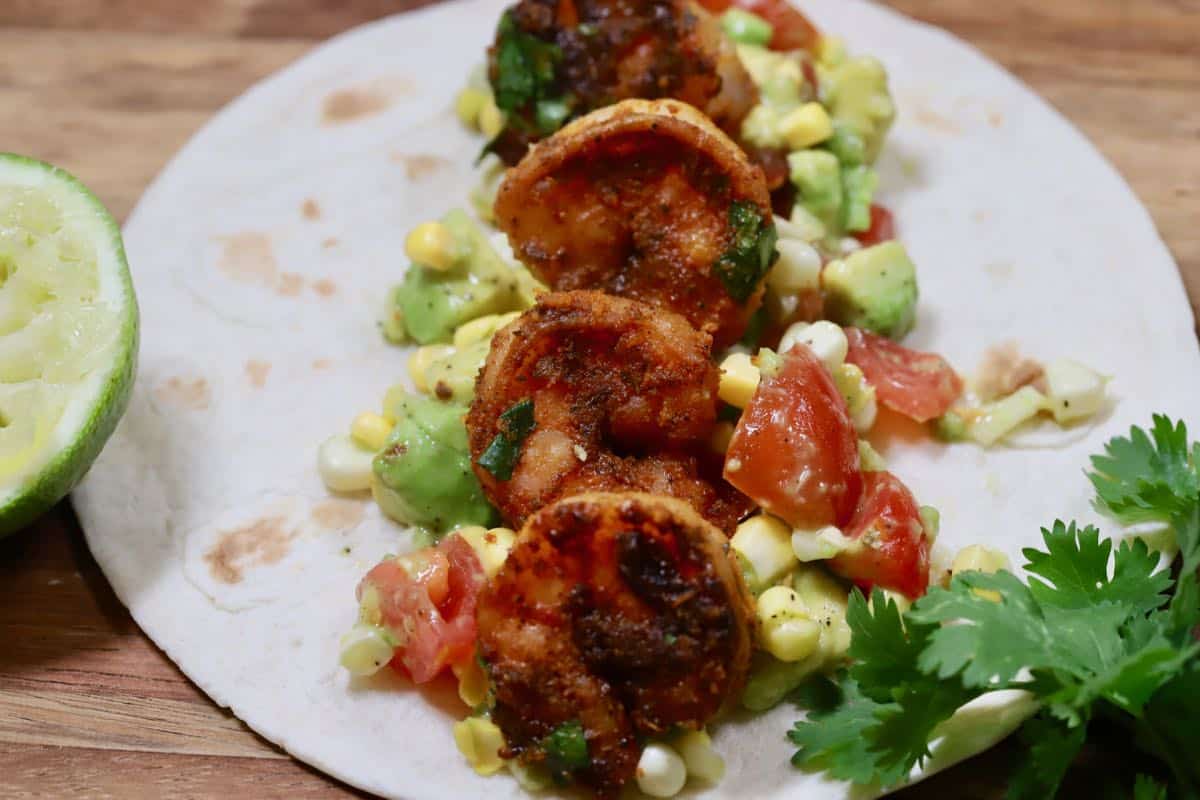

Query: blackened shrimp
[[486, 0, 757, 162], [466, 290, 751, 532], [495, 99, 777, 348], [476, 492, 754, 796]]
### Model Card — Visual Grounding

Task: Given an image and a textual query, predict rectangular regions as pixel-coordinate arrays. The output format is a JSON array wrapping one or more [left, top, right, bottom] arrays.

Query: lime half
[[0, 154, 138, 537]]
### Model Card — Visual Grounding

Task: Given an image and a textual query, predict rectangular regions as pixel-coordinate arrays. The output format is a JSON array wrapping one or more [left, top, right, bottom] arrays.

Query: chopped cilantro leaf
[[714, 201, 778, 302], [541, 719, 589, 778], [477, 397, 536, 480], [492, 13, 563, 113]]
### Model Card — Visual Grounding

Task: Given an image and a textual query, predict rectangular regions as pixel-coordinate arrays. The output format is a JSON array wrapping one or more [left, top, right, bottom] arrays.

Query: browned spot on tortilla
[[245, 359, 271, 388], [975, 342, 1044, 402], [312, 278, 337, 297], [912, 106, 962, 136], [301, 198, 321, 220], [972, 209, 989, 224], [312, 358, 333, 370], [987, 110, 1005, 128], [322, 237, 340, 249], [322, 88, 389, 123], [276, 272, 305, 297], [392, 153, 453, 181], [216, 232, 277, 287], [312, 499, 366, 530], [153, 376, 211, 411], [204, 515, 295, 585]]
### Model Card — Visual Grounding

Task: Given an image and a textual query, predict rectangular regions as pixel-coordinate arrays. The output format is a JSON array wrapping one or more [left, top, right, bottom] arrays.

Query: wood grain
[[0, 1, 1196, 797]]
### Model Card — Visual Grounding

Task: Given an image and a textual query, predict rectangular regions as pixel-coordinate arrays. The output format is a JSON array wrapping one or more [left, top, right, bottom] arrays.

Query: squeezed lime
[[0, 154, 138, 536]]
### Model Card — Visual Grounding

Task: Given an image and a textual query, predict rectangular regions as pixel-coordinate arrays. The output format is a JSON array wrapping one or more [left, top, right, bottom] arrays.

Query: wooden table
[[1, 1, 1196, 797]]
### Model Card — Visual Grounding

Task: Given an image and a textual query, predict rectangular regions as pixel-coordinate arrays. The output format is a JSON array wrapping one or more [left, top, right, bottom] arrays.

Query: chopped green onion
[[477, 397, 536, 479]]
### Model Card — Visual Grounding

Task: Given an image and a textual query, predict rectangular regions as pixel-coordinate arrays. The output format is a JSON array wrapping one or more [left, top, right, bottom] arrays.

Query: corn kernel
[[409, 344, 454, 394], [452, 657, 490, 708], [780, 320, 848, 371], [339, 624, 394, 677], [780, 102, 834, 150], [732, 515, 797, 591], [952, 544, 1010, 575], [792, 566, 852, 662], [636, 743, 687, 798], [478, 97, 506, 139], [456, 525, 516, 578], [350, 412, 393, 452], [455, 87, 488, 129], [756, 585, 822, 662], [817, 35, 846, 66], [674, 729, 725, 784], [453, 717, 506, 776], [405, 221, 459, 272], [453, 312, 520, 349], [718, 352, 760, 408], [953, 544, 1010, 603], [317, 434, 374, 493], [767, 239, 822, 294]]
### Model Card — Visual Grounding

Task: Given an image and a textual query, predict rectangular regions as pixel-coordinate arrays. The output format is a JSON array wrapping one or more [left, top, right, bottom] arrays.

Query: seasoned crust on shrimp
[[494, 99, 774, 348], [477, 492, 755, 796], [467, 290, 751, 532], [486, 0, 757, 162]]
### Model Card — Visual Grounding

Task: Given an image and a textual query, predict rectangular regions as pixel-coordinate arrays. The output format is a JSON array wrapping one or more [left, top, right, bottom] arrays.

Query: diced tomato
[[853, 205, 896, 247], [829, 471, 930, 598], [844, 327, 964, 424], [359, 534, 484, 684], [696, 0, 820, 52], [724, 345, 862, 527]]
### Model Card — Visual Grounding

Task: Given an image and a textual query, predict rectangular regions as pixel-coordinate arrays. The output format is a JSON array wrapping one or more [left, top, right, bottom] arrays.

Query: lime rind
[[0, 154, 138, 537]]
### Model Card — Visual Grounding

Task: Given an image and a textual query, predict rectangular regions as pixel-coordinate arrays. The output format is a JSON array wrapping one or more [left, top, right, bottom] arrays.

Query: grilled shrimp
[[487, 0, 757, 162], [495, 99, 776, 348], [466, 290, 751, 532], [477, 492, 755, 796]]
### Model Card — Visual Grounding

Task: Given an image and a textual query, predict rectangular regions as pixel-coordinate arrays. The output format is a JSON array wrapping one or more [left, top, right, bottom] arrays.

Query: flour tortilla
[[73, 0, 1200, 797]]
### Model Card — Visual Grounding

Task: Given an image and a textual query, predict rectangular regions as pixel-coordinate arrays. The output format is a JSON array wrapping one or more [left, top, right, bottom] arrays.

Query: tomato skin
[[829, 470, 930, 598], [853, 205, 896, 247], [359, 534, 484, 684], [844, 328, 964, 424], [724, 345, 862, 527], [696, 0, 820, 52]]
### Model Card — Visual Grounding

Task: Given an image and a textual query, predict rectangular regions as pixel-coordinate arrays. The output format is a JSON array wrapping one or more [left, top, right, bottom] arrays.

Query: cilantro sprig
[[789, 416, 1200, 798]]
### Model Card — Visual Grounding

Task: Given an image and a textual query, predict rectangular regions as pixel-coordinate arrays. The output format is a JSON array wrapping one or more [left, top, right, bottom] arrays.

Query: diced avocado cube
[[372, 394, 498, 536], [841, 165, 878, 233], [822, 241, 918, 339], [821, 56, 896, 164], [823, 122, 867, 167], [788, 150, 843, 233], [398, 209, 524, 344]]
